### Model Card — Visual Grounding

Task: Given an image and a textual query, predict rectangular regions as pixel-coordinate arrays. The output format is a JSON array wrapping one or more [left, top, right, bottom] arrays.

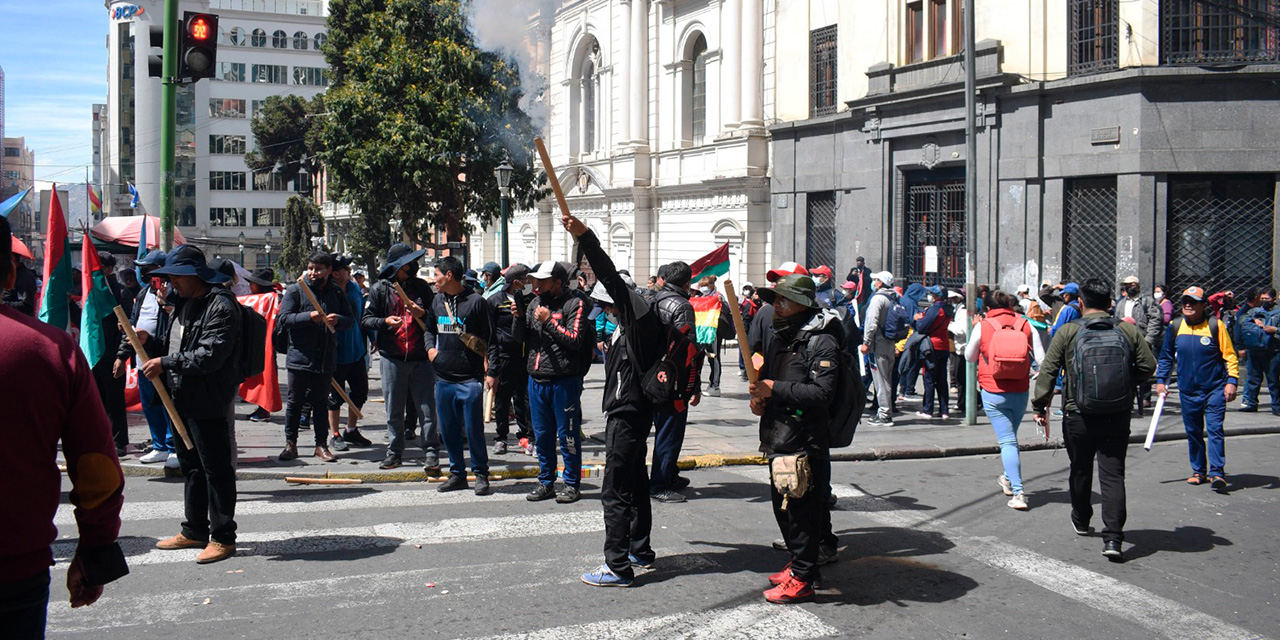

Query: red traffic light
[[188, 15, 212, 41]]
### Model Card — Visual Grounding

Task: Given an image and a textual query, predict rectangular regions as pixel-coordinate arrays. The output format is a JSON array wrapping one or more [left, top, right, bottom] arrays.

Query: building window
[[209, 171, 247, 191], [209, 98, 247, 118], [254, 207, 285, 227], [569, 36, 600, 156], [810, 26, 838, 117], [1161, 0, 1280, 65], [1069, 0, 1120, 75], [930, 0, 949, 58], [293, 31, 309, 50], [272, 29, 287, 48], [177, 206, 196, 227], [907, 0, 962, 63], [210, 207, 247, 227], [1167, 174, 1276, 295], [216, 62, 246, 82], [907, 2, 925, 62], [253, 173, 293, 191], [313, 32, 328, 49], [689, 34, 708, 143], [3, 147, 18, 157], [228, 26, 246, 46], [293, 66, 329, 86], [4, 171, 19, 181], [251, 28, 267, 47], [252, 64, 288, 84], [806, 192, 838, 269], [209, 134, 247, 155]]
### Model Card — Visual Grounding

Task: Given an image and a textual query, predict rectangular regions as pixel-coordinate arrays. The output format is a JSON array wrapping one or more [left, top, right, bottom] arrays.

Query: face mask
[[700, 286, 713, 296], [1265, 301, 1276, 310], [1153, 292, 1164, 301]]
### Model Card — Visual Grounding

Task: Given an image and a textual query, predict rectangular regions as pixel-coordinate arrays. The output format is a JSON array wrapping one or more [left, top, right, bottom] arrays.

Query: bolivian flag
[[690, 242, 729, 282], [690, 295, 723, 345]]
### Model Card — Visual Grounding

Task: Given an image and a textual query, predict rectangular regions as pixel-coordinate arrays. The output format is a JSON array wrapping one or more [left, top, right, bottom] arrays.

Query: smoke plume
[[467, 0, 558, 132]]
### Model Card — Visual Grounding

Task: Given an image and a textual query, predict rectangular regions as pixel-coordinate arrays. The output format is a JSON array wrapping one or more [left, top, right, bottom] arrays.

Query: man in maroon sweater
[[0, 216, 128, 638]]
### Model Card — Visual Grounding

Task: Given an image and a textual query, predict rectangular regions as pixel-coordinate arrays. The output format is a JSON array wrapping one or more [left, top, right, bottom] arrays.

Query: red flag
[[689, 242, 730, 281], [237, 292, 282, 412]]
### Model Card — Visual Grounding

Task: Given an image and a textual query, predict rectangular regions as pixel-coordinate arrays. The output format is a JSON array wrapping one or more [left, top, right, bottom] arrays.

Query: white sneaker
[[1008, 493, 1029, 510], [139, 449, 168, 464], [164, 453, 181, 469], [997, 474, 1014, 496]]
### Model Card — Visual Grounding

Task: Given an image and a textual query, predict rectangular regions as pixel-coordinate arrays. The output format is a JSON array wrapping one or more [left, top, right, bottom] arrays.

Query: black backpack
[[804, 334, 866, 448], [1070, 317, 1133, 414], [239, 305, 268, 380], [640, 323, 704, 405]]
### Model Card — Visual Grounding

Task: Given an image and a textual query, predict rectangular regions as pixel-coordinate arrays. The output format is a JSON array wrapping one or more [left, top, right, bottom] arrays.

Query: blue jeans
[[528, 377, 584, 487], [0, 570, 49, 640], [981, 389, 1029, 494], [1181, 387, 1227, 476], [138, 374, 174, 453], [436, 379, 488, 476], [1242, 349, 1280, 409], [921, 350, 950, 415], [380, 357, 439, 457], [650, 408, 689, 493]]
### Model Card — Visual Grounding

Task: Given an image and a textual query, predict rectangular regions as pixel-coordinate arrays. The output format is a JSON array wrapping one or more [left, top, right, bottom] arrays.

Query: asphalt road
[[46, 433, 1280, 639]]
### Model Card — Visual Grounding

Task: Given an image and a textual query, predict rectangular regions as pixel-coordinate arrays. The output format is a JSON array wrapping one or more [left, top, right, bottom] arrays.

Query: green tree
[[278, 195, 322, 280], [244, 94, 325, 191], [321, 0, 547, 269]]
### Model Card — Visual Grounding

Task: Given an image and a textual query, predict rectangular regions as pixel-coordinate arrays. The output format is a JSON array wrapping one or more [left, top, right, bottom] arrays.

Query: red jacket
[[1, 306, 124, 583], [977, 307, 1034, 394]]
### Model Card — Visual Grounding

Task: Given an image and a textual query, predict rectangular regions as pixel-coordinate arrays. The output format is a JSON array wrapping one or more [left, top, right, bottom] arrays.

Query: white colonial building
[[474, 0, 777, 285]]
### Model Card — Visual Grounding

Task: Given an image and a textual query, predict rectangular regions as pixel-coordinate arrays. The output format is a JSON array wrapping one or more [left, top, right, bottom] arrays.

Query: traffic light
[[147, 23, 165, 78], [179, 12, 219, 81]]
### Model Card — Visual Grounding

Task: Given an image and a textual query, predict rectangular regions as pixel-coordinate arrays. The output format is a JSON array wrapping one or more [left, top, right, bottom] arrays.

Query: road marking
[[725, 467, 1269, 640], [55, 486, 537, 526], [50, 511, 603, 568], [459, 604, 839, 640]]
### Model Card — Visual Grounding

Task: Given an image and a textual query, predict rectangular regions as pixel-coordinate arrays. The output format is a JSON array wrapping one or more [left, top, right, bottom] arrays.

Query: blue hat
[[378, 243, 427, 280], [136, 249, 167, 267], [149, 245, 229, 284], [480, 261, 502, 276], [1062, 282, 1080, 295]]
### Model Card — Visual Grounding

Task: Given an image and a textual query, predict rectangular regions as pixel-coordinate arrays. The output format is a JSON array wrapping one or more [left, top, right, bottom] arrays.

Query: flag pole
[[114, 305, 193, 450]]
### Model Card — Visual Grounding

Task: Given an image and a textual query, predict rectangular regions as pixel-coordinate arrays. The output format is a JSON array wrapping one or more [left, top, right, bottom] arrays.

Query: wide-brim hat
[[379, 243, 427, 280], [758, 273, 818, 309], [150, 244, 229, 284], [245, 268, 275, 288]]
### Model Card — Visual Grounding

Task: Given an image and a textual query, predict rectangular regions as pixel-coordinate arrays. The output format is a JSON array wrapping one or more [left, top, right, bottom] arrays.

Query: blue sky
[[0, 1, 108, 189]]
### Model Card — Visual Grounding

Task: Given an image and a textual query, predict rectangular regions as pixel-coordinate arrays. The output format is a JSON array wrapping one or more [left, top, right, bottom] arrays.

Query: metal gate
[[1064, 177, 1118, 286], [903, 180, 966, 289], [1167, 174, 1276, 295], [806, 191, 837, 269]]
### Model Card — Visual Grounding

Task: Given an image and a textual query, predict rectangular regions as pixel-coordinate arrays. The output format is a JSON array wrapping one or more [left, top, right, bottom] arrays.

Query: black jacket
[[518, 287, 588, 380], [757, 308, 842, 455], [153, 287, 244, 420], [426, 288, 498, 383], [578, 230, 664, 416], [279, 277, 354, 374], [361, 277, 435, 361], [655, 284, 702, 395], [485, 287, 528, 376], [1, 263, 38, 316]]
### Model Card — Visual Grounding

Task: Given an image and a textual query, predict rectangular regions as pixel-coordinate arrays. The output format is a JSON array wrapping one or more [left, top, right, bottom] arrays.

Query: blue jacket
[[1050, 301, 1081, 337], [335, 280, 366, 365], [1156, 316, 1240, 393]]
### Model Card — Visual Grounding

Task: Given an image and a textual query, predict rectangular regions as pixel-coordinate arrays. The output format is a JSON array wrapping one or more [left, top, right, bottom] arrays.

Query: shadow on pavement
[[685, 481, 773, 503], [1221, 473, 1280, 492], [840, 484, 937, 512], [1122, 526, 1232, 561]]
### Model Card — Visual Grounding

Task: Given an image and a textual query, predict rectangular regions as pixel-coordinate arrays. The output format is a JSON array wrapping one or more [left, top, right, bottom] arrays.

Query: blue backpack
[[1236, 309, 1277, 352], [878, 292, 911, 341]]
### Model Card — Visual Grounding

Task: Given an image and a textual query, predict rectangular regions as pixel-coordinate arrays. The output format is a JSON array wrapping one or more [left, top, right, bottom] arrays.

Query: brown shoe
[[314, 445, 337, 462], [156, 533, 207, 550], [279, 441, 298, 461], [195, 541, 236, 564]]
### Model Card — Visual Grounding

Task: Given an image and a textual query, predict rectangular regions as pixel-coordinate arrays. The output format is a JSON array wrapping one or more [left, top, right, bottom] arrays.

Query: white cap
[[873, 271, 894, 287], [1016, 284, 1030, 294], [529, 260, 563, 280], [589, 281, 613, 305]]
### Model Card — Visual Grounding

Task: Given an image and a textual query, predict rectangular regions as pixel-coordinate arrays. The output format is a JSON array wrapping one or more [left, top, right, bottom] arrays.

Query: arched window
[[229, 27, 245, 46], [251, 28, 267, 47], [293, 31, 309, 50], [569, 36, 601, 156], [272, 30, 287, 48], [313, 32, 328, 50], [689, 35, 709, 143]]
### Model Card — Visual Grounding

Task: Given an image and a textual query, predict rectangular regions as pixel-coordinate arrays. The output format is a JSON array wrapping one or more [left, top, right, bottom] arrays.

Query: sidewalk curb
[[118, 425, 1280, 484]]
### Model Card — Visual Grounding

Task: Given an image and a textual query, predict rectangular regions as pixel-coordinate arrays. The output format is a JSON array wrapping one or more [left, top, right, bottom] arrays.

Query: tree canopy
[[321, 0, 547, 268], [244, 94, 325, 190]]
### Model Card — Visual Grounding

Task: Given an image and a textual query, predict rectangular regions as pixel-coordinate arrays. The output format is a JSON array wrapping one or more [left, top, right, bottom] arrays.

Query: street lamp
[[310, 214, 323, 250], [494, 157, 513, 267], [238, 231, 246, 265], [264, 228, 273, 268]]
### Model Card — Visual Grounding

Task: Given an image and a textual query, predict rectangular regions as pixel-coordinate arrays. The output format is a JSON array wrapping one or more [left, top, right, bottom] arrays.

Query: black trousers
[[176, 415, 238, 544], [494, 367, 532, 442], [92, 359, 128, 449], [602, 411, 654, 579], [327, 359, 369, 411], [0, 570, 49, 640], [286, 369, 331, 447], [1063, 411, 1129, 544], [770, 448, 832, 582]]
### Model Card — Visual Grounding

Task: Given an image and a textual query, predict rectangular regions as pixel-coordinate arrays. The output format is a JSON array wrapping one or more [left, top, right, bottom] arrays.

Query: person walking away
[[327, 256, 371, 450], [142, 245, 245, 564], [362, 244, 440, 470], [486, 263, 533, 455], [243, 268, 281, 423], [428, 256, 498, 495], [966, 291, 1045, 509], [277, 252, 354, 463], [916, 287, 954, 419], [749, 274, 842, 604], [897, 283, 928, 401], [520, 260, 589, 504], [1033, 278, 1156, 561], [862, 271, 901, 426], [648, 261, 703, 502], [116, 250, 179, 469], [1114, 276, 1163, 414], [1, 216, 129, 636], [1156, 287, 1239, 490]]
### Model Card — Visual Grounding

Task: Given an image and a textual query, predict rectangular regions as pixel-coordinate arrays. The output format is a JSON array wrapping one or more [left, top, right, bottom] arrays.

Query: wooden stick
[[392, 282, 429, 331], [329, 379, 364, 420], [113, 305, 194, 450], [722, 280, 759, 384], [534, 138, 571, 218], [484, 385, 495, 423], [295, 277, 335, 334], [285, 477, 363, 485]]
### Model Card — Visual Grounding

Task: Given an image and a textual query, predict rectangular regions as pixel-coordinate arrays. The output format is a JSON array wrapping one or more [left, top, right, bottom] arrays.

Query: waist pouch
[[770, 453, 812, 511]]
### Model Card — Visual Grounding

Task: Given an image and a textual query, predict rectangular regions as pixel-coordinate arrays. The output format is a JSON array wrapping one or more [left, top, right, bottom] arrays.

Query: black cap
[[245, 268, 275, 288]]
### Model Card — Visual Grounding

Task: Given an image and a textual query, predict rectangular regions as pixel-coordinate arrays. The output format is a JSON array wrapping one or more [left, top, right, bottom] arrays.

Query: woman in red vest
[[964, 291, 1046, 510]]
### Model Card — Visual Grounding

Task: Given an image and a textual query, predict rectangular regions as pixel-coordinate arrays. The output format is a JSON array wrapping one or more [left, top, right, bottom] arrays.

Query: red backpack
[[983, 316, 1032, 381]]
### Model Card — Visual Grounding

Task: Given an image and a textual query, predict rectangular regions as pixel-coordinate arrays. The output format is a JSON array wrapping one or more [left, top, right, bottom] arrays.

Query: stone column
[[739, 0, 764, 129], [618, 0, 631, 147], [630, 0, 649, 147], [721, 0, 742, 131]]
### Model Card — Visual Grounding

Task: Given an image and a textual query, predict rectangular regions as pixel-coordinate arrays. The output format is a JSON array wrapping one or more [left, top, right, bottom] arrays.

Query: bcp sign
[[111, 5, 145, 20]]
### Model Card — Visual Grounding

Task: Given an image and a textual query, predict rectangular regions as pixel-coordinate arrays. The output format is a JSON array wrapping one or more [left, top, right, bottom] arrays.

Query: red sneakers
[[768, 562, 793, 586], [764, 573, 816, 604]]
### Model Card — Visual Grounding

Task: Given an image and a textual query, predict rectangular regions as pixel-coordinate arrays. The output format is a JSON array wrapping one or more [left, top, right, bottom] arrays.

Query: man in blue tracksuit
[[1155, 286, 1239, 490]]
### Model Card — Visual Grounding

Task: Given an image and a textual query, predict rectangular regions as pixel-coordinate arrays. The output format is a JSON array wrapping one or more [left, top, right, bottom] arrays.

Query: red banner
[[237, 292, 282, 413], [125, 360, 141, 412]]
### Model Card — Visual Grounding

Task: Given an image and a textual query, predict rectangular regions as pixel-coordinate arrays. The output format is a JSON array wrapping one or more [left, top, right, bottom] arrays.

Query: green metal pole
[[963, 0, 978, 426], [499, 192, 510, 267], [159, 0, 178, 251]]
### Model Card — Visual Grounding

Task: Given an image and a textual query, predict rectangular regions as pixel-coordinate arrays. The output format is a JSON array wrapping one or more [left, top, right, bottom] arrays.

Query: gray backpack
[[1070, 317, 1132, 414]]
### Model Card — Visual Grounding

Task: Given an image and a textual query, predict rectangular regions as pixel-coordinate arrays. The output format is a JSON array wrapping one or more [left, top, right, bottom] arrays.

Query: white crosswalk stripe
[[459, 604, 839, 640]]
